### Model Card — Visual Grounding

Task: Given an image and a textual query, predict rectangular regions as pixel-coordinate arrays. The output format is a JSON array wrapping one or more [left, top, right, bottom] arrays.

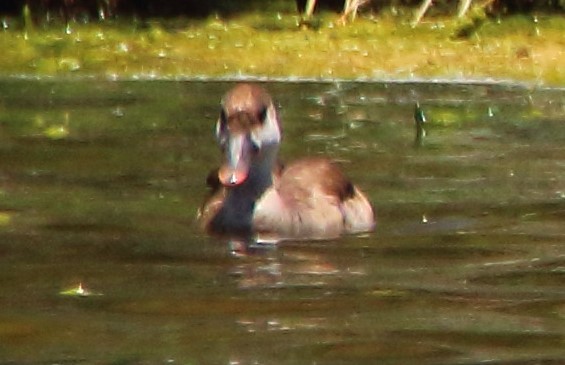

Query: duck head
[[216, 84, 281, 187]]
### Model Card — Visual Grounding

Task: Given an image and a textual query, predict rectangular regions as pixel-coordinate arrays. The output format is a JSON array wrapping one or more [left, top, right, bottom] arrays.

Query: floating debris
[[43, 125, 69, 139], [368, 289, 407, 297], [59, 283, 103, 297], [112, 106, 125, 117]]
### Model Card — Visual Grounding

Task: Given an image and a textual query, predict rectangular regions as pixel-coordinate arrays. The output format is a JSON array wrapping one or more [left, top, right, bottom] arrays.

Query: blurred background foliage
[[0, 0, 563, 26], [1, 1, 562, 82]]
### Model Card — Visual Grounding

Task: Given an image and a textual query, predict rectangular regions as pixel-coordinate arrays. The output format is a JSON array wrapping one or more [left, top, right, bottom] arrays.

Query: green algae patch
[[0, 12, 563, 84]]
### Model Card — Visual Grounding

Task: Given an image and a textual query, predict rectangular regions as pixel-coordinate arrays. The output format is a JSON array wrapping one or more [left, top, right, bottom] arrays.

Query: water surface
[[0, 80, 563, 364]]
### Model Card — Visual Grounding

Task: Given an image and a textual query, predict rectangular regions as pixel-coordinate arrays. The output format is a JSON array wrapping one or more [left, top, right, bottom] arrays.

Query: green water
[[0, 80, 563, 364]]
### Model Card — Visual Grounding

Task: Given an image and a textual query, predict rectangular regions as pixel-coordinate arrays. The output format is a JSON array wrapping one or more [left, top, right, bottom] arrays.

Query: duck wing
[[254, 157, 375, 239]]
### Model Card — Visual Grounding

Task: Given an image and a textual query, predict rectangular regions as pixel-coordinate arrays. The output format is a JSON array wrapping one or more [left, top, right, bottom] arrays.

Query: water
[[0, 80, 563, 364]]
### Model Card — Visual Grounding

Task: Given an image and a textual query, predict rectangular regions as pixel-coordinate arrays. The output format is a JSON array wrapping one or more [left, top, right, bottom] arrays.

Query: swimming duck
[[198, 83, 375, 242]]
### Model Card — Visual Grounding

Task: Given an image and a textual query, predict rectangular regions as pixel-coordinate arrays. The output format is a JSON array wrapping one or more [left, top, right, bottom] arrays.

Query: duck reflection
[[226, 241, 365, 290]]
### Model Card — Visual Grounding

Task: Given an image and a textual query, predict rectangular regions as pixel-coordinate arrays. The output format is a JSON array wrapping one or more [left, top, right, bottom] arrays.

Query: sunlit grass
[[0, 12, 563, 84]]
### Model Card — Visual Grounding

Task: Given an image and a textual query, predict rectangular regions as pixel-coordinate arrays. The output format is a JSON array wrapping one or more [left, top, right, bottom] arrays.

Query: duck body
[[198, 83, 375, 242]]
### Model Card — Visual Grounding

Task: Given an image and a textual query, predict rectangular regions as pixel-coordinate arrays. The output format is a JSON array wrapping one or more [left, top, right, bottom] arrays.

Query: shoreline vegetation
[[0, 6, 563, 86]]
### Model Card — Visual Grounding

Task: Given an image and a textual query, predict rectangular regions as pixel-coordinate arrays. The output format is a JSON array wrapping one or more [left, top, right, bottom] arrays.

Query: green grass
[[0, 11, 563, 85]]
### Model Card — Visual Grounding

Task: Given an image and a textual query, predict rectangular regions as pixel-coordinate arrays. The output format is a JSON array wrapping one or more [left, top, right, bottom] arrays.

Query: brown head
[[215, 84, 281, 186]]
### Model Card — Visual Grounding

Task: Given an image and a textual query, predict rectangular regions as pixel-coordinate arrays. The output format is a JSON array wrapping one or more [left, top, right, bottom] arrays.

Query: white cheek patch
[[216, 120, 227, 145], [250, 132, 262, 149], [255, 104, 281, 145]]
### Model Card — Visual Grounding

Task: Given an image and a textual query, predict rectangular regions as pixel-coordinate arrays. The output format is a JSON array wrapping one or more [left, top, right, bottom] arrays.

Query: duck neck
[[227, 142, 279, 203], [213, 143, 278, 236], [225, 144, 279, 216]]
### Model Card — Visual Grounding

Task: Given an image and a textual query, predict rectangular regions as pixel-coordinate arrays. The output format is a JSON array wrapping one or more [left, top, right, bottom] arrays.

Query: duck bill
[[218, 133, 251, 186]]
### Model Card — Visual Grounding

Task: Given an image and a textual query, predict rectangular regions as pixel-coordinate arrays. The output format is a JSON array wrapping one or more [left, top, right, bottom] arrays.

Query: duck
[[197, 83, 375, 243]]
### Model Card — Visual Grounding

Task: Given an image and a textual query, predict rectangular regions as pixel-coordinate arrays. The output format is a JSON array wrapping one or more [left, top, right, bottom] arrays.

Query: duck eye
[[249, 132, 261, 153], [251, 140, 260, 153], [219, 109, 227, 126], [258, 107, 267, 124]]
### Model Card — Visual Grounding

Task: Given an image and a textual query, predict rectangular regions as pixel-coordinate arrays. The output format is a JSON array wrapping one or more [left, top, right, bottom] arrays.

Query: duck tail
[[341, 187, 376, 234]]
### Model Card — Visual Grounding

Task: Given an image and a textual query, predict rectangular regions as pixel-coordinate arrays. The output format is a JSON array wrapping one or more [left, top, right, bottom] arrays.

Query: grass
[[0, 11, 563, 85]]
